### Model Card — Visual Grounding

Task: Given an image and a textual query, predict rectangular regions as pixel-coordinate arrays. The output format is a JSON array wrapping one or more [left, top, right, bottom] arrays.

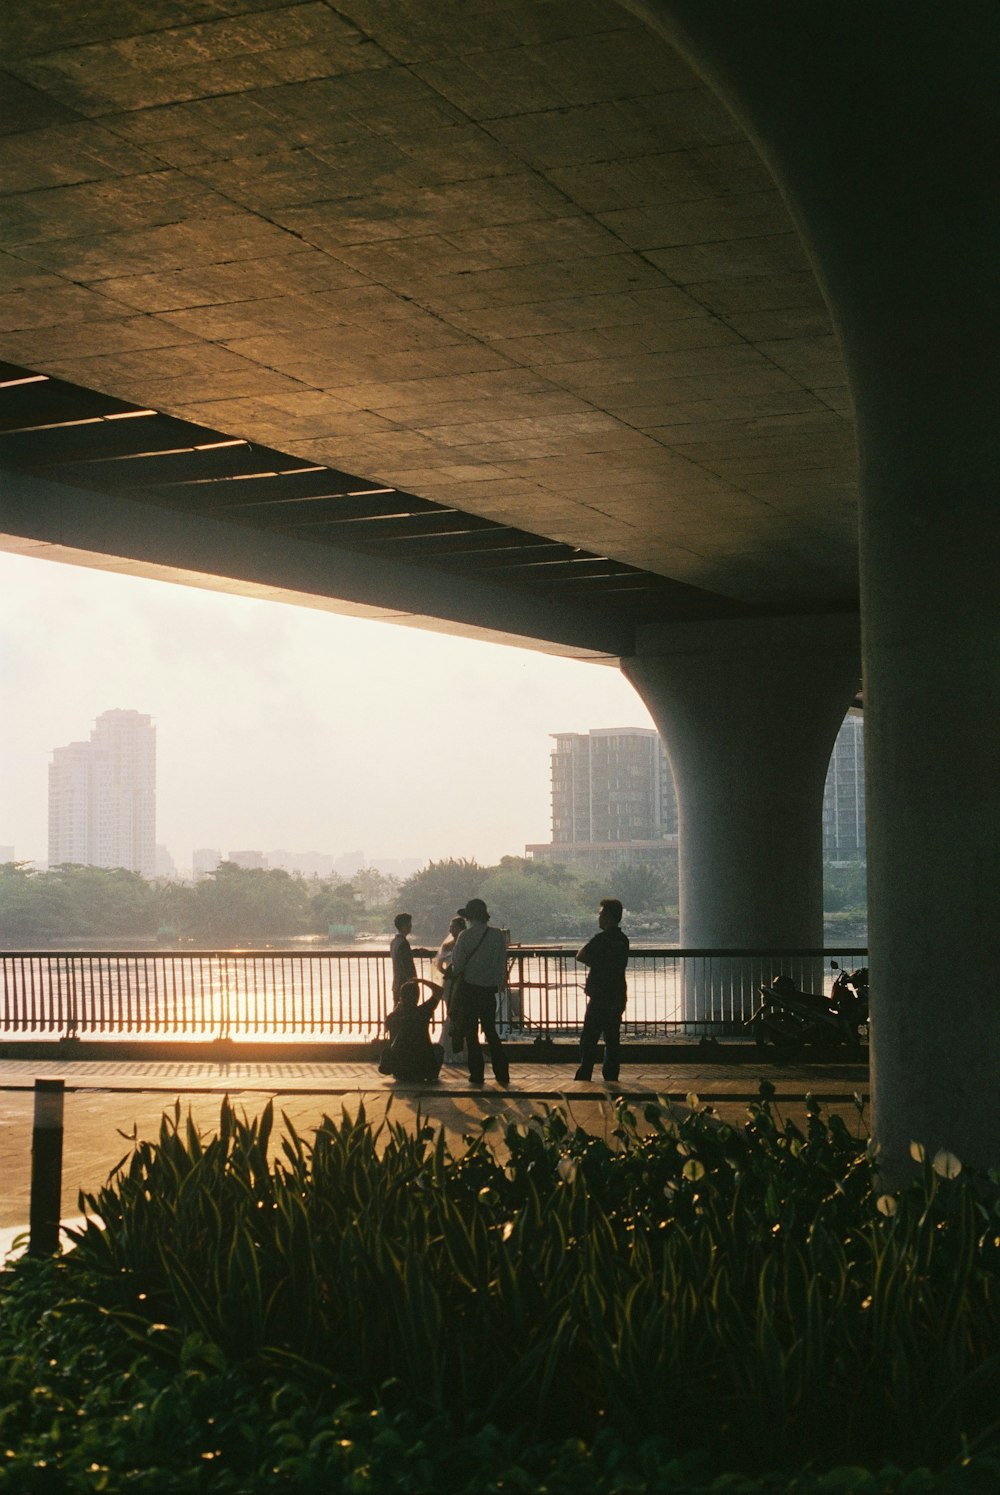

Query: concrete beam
[[0, 466, 631, 662]]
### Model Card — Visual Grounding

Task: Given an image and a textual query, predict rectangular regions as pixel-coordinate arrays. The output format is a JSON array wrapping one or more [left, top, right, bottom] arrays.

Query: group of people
[[380, 896, 629, 1087]]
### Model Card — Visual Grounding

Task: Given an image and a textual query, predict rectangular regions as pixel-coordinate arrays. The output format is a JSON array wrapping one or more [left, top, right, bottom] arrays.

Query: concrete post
[[29, 1078, 65, 1257], [622, 615, 860, 1020]]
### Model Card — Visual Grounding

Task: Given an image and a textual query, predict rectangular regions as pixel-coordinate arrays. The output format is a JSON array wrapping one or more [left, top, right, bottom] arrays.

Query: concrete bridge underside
[[0, 0, 997, 1176]]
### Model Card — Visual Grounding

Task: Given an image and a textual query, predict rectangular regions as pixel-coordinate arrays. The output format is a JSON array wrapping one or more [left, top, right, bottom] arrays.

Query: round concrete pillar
[[623, 616, 860, 1019], [860, 457, 1000, 1178], [625, 0, 1000, 1171]]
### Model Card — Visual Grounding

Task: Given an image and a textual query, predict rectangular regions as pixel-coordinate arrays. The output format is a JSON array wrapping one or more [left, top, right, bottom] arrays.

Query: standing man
[[449, 897, 510, 1085], [389, 912, 432, 1006], [574, 898, 630, 1083]]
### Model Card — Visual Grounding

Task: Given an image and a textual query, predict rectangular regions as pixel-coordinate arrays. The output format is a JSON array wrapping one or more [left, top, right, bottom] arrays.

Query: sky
[[0, 549, 654, 876]]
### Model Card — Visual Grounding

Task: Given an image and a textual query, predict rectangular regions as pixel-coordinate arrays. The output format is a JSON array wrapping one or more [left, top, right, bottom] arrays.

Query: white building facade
[[48, 709, 156, 878]]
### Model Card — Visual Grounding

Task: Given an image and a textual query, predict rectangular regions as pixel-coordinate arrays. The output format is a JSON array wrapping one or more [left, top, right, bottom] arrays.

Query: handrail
[[0, 947, 868, 1044]]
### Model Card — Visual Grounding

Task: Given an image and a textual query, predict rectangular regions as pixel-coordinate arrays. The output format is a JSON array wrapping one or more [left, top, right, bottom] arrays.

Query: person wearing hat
[[449, 897, 510, 1085]]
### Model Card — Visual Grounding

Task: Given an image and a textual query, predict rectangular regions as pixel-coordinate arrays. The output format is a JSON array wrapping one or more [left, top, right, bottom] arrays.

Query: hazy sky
[[0, 549, 654, 874]]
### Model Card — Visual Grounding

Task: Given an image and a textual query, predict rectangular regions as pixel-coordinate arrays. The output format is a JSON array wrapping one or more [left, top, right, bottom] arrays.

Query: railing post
[[66, 955, 79, 1039], [29, 1078, 65, 1257]]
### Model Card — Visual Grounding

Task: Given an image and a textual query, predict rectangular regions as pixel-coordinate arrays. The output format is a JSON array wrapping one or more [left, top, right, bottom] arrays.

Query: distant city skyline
[[0, 549, 656, 872]]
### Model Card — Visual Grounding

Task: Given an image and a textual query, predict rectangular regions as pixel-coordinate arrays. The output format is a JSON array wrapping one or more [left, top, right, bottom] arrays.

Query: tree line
[[0, 856, 680, 947], [0, 853, 863, 948]]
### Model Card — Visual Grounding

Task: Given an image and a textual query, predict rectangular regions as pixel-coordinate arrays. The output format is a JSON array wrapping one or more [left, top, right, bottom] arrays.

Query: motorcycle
[[747, 961, 869, 1055]]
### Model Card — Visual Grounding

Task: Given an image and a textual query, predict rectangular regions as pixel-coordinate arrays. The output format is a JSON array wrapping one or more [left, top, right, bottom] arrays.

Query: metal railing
[[0, 947, 868, 1044]]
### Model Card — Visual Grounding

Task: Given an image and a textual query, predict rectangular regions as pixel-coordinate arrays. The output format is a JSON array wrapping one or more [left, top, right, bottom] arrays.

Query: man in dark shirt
[[389, 912, 432, 1006], [574, 897, 629, 1083]]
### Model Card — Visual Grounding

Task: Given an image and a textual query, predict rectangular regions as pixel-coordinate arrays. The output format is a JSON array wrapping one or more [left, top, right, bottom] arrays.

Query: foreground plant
[[0, 1087, 997, 1490]]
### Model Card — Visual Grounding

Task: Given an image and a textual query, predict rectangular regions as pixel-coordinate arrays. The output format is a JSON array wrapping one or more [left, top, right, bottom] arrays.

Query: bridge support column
[[860, 463, 1000, 1178], [622, 615, 860, 1022], [627, 0, 1000, 1171]]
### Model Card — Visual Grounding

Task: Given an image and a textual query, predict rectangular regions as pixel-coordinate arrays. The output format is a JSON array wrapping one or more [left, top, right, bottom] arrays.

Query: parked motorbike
[[747, 961, 869, 1055]]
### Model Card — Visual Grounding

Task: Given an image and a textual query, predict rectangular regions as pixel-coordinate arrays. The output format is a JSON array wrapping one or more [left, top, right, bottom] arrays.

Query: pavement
[[0, 1051, 870, 1258]]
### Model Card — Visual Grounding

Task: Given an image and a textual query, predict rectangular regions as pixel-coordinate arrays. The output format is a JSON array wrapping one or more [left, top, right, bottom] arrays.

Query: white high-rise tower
[[48, 709, 156, 878]]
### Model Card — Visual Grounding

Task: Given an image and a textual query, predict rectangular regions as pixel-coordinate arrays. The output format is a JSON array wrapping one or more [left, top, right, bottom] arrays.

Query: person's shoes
[[494, 1070, 510, 1086], [469, 1073, 485, 1086], [574, 1068, 593, 1081], [602, 1074, 620, 1084]]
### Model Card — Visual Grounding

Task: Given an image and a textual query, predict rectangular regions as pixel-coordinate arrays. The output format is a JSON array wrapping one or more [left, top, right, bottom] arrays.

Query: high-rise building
[[528, 717, 867, 870], [192, 848, 221, 881], [48, 709, 156, 878], [823, 711, 866, 863], [228, 849, 267, 870], [526, 728, 679, 869]]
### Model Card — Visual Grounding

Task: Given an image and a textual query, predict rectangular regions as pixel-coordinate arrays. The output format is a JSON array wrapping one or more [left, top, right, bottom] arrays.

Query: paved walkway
[[0, 1054, 869, 1255]]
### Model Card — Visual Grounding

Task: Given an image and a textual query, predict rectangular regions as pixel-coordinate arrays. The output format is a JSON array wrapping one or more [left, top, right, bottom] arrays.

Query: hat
[[459, 897, 489, 921]]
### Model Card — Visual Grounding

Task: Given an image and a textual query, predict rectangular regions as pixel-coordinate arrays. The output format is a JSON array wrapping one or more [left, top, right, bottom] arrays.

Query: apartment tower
[[48, 709, 156, 878]]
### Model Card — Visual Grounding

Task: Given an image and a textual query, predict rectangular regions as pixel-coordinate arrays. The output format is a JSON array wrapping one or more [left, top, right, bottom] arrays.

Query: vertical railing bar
[[151, 952, 159, 1035]]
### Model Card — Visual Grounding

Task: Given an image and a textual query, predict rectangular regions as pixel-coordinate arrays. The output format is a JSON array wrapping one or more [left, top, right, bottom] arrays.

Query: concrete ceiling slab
[[0, 0, 859, 617]]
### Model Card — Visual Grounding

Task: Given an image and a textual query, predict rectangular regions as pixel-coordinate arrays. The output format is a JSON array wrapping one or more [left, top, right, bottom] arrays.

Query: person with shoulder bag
[[449, 897, 510, 1085]]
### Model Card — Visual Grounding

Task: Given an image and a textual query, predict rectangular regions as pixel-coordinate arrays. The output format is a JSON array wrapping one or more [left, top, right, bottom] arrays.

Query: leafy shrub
[[1, 1088, 998, 1490]]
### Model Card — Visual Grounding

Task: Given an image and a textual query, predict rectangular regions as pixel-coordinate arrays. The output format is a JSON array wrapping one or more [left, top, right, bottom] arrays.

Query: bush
[[0, 1090, 998, 1490]]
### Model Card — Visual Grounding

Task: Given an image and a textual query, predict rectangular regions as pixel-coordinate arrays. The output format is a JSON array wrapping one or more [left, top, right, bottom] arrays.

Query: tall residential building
[[526, 727, 679, 869], [48, 709, 156, 878], [823, 711, 866, 863], [528, 716, 867, 870]]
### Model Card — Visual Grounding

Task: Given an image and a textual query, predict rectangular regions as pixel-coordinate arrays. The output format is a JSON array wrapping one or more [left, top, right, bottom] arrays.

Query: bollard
[[29, 1078, 65, 1257]]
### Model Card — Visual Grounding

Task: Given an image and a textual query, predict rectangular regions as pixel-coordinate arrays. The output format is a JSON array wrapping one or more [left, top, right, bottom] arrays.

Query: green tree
[[352, 867, 400, 916], [0, 862, 64, 944], [395, 859, 485, 942], [48, 864, 157, 937], [191, 863, 310, 941], [0, 864, 162, 944], [823, 862, 868, 912], [609, 860, 677, 914], [478, 868, 581, 943], [310, 879, 364, 932], [494, 855, 577, 889], [150, 879, 197, 938]]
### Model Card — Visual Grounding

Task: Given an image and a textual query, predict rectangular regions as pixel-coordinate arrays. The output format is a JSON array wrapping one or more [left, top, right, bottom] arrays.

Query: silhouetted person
[[390, 912, 432, 1007], [382, 979, 444, 1082], [574, 897, 629, 1083], [450, 897, 510, 1085]]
